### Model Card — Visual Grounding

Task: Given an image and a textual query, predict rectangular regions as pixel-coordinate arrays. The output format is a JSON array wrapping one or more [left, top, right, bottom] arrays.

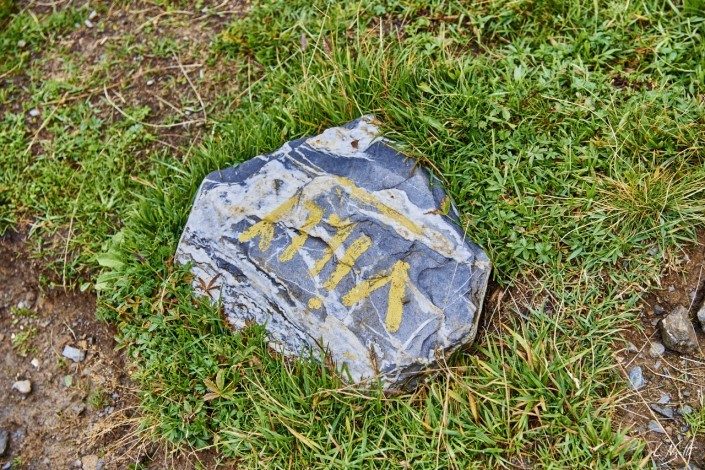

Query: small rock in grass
[[628, 366, 645, 389], [146, 79, 154, 86], [62, 345, 86, 362], [12, 380, 31, 394], [88, 10, 97, 20], [625, 342, 638, 353], [653, 304, 665, 315], [650, 404, 674, 419], [669, 285, 676, 292], [648, 420, 666, 434], [28, 108, 40, 117], [697, 303, 705, 333], [17, 40, 26, 48], [0, 429, 8, 456], [31, 358, 39, 368], [84, 19, 94, 28], [649, 341, 665, 357], [681, 405, 694, 415], [657, 394, 671, 405], [659, 306, 699, 354]]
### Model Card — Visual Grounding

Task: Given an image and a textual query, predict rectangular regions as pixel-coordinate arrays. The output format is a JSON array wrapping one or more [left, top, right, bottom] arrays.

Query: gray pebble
[[28, 108, 40, 118], [650, 404, 674, 419], [0, 429, 8, 456], [648, 420, 666, 434], [681, 405, 694, 415], [669, 285, 676, 292], [12, 380, 32, 395], [649, 341, 665, 357], [17, 40, 26, 48], [628, 366, 645, 389], [653, 304, 665, 315], [657, 394, 671, 405], [659, 306, 699, 354], [62, 345, 86, 362]]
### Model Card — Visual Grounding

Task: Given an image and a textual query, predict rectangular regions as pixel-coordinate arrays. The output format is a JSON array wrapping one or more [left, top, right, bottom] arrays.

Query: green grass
[[3, 0, 705, 467]]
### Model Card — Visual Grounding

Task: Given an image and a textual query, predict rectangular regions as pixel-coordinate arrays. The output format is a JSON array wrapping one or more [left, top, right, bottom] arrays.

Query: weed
[[11, 328, 37, 357], [87, 388, 110, 410]]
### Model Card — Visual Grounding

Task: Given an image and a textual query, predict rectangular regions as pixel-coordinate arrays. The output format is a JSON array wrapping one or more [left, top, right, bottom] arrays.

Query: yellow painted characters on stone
[[236, 179, 424, 333], [238, 195, 301, 251], [342, 260, 411, 333], [279, 200, 324, 262]]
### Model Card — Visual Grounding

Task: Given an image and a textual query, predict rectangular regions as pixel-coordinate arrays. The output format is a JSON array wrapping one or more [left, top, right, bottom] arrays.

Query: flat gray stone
[[650, 404, 674, 419], [627, 366, 645, 389], [176, 116, 491, 388], [648, 420, 666, 434], [648, 341, 665, 358], [62, 345, 85, 362], [659, 306, 698, 355]]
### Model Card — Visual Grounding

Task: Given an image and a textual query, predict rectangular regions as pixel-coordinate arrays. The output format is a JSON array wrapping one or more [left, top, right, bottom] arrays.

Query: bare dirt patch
[[616, 232, 705, 468], [0, 230, 133, 468]]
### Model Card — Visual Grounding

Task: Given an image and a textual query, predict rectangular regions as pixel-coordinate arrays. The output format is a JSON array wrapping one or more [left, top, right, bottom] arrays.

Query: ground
[[2, 0, 705, 468]]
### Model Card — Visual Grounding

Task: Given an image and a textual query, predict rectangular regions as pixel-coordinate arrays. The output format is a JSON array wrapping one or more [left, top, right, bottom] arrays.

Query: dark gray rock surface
[[175, 116, 491, 388], [659, 306, 698, 355]]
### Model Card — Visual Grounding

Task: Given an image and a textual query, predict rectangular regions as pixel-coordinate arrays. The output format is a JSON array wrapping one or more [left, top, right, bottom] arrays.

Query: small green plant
[[11, 328, 37, 357], [684, 401, 705, 437], [87, 388, 110, 410]]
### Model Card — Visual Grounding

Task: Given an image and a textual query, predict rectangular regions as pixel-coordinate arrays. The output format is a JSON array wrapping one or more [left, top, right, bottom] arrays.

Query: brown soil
[[0, 230, 132, 468], [617, 233, 705, 468]]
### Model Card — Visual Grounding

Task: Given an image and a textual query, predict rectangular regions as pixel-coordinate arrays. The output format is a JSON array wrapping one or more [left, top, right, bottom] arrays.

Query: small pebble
[[628, 366, 645, 389], [649, 341, 665, 358], [146, 79, 154, 86], [683, 391, 691, 397], [648, 420, 666, 434], [681, 405, 694, 415], [17, 39, 26, 48], [88, 10, 97, 20], [626, 342, 638, 353], [657, 394, 671, 405], [0, 429, 8, 456], [650, 404, 674, 419], [62, 345, 86, 362], [669, 285, 675, 292], [31, 358, 40, 368], [84, 19, 94, 28], [653, 304, 665, 315], [28, 108, 40, 117], [12, 380, 32, 395], [653, 361, 662, 371]]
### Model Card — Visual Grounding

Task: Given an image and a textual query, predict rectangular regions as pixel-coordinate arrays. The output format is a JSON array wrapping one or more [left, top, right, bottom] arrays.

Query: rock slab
[[659, 306, 698, 355], [176, 116, 491, 388]]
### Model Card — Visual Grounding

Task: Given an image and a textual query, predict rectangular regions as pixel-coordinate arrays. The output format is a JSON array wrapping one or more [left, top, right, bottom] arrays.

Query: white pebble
[[12, 380, 32, 394]]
